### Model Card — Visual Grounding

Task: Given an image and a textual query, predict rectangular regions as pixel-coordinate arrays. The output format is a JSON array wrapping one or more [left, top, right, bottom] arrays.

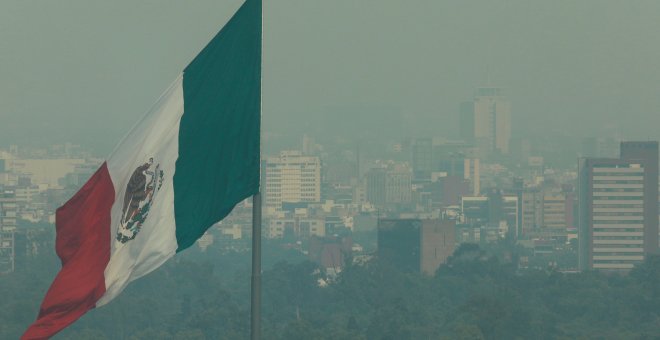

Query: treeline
[[1, 239, 659, 339]]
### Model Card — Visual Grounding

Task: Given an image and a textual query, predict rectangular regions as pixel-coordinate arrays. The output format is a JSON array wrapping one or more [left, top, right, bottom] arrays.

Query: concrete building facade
[[522, 190, 570, 239], [263, 151, 321, 209], [578, 141, 659, 271], [366, 164, 412, 206]]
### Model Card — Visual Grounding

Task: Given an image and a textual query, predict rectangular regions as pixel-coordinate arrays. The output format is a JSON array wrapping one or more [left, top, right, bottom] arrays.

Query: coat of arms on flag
[[116, 157, 164, 244]]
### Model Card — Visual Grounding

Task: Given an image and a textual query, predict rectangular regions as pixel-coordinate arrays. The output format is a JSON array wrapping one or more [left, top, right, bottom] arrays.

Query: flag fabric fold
[[23, 0, 261, 338]]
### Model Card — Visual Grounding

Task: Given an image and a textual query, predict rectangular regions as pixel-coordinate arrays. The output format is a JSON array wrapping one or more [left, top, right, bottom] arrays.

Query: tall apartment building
[[263, 151, 321, 209], [378, 219, 455, 275], [578, 141, 659, 271], [460, 87, 511, 156]]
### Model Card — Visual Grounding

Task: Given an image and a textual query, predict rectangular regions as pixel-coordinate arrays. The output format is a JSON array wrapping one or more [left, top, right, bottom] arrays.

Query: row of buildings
[[256, 140, 659, 274], [0, 145, 97, 273], [1, 138, 658, 275]]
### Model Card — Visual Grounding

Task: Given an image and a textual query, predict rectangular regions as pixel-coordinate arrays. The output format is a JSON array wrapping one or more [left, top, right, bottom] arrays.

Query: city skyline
[[2, 1, 660, 338]]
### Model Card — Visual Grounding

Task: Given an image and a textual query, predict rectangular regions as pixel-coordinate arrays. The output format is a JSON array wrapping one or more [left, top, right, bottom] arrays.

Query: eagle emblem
[[115, 157, 164, 244]]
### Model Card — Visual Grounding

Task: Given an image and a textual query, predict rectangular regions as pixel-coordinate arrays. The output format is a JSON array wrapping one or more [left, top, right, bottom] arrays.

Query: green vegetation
[[1, 234, 659, 339]]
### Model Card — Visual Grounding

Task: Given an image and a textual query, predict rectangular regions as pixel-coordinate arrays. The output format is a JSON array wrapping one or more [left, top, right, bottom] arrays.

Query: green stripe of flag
[[174, 0, 261, 252]]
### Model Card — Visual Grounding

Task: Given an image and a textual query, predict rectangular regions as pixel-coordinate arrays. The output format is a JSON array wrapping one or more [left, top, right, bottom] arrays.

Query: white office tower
[[263, 151, 321, 209]]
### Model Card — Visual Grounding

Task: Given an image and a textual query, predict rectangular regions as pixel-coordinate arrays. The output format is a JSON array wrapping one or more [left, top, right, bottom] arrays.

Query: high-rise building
[[263, 151, 321, 209], [385, 164, 412, 204], [578, 141, 659, 271], [620, 141, 659, 258], [378, 219, 455, 275], [463, 158, 480, 196], [460, 87, 511, 156], [365, 164, 412, 206], [366, 168, 387, 206], [411, 138, 433, 180]]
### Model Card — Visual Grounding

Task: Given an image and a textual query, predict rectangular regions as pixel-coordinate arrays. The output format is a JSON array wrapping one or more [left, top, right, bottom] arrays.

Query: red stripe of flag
[[22, 163, 115, 340]]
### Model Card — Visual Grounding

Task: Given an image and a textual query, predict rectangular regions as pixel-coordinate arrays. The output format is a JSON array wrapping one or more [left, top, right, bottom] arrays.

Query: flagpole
[[250, 192, 262, 340], [251, 0, 264, 339]]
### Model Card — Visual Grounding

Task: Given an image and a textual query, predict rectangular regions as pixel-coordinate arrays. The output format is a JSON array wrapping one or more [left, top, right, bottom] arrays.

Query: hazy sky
[[1, 0, 660, 154]]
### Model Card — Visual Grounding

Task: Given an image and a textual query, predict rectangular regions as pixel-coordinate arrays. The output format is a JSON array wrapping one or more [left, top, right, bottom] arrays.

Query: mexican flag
[[23, 1, 261, 338]]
